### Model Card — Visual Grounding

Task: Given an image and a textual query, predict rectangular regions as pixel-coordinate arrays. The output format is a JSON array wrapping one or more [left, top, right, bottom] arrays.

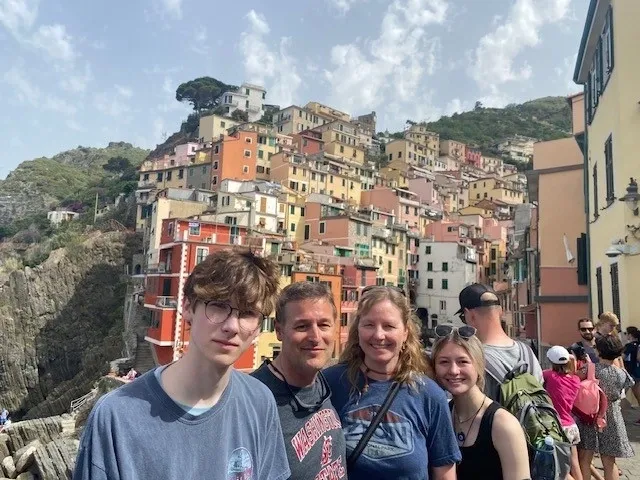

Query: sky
[[0, 0, 588, 180]]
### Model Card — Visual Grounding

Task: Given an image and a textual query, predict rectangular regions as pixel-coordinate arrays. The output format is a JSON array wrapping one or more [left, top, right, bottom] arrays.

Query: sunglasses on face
[[580, 327, 594, 332], [434, 324, 477, 338]]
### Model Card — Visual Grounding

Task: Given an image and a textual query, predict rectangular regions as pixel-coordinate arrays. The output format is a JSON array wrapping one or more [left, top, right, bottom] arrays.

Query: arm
[[431, 464, 456, 480], [72, 406, 112, 480], [492, 409, 531, 480]]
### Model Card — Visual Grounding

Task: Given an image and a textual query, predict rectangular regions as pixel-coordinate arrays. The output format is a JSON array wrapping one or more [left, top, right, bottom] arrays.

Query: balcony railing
[[156, 296, 178, 308], [146, 263, 168, 274]]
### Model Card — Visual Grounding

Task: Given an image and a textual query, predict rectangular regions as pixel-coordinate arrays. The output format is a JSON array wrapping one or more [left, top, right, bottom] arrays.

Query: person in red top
[[543, 345, 583, 480]]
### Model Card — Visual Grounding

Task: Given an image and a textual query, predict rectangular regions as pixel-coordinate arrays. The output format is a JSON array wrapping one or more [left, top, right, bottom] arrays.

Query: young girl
[[431, 325, 530, 480], [543, 345, 583, 480]]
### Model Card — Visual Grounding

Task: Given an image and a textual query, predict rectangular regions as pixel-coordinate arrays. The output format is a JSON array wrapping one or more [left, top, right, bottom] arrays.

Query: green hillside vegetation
[[413, 96, 572, 157]]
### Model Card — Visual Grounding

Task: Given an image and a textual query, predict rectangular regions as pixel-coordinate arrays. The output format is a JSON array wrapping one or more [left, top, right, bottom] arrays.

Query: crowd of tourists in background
[[69, 248, 637, 480]]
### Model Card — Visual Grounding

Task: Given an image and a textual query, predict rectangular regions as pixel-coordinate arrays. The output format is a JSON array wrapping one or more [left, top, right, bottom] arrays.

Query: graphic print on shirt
[[227, 447, 253, 480], [289, 408, 346, 480], [344, 405, 414, 460]]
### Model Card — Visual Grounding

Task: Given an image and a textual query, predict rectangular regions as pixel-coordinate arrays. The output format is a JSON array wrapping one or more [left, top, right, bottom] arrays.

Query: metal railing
[[70, 389, 97, 414], [156, 296, 178, 308]]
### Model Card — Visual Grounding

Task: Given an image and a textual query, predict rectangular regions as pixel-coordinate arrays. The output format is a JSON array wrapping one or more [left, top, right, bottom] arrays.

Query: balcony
[[146, 263, 168, 274], [342, 275, 356, 287], [156, 296, 178, 308], [137, 179, 156, 188]]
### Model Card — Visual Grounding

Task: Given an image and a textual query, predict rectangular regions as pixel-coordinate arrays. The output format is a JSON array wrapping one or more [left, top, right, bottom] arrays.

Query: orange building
[[292, 130, 324, 155], [210, 130, 258, 191], [143, 218, 264, 369]]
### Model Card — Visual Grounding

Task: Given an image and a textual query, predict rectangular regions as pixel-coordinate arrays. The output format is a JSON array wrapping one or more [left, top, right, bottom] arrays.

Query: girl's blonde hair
[[339, 287, 431, 392], [430, 332, 486, 392]]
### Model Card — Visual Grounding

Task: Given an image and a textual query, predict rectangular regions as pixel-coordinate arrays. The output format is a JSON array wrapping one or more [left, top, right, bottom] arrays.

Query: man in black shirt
[[569, 318, 599, 363], [252, 282, 347, 479]]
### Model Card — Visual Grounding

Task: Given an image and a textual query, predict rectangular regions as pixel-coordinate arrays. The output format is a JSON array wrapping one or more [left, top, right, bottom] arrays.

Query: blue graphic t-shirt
[[324, 364, 461, 480]]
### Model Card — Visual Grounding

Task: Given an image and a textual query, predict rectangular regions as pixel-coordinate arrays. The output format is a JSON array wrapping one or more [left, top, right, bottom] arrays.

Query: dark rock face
[[0, 231, 140, 419]]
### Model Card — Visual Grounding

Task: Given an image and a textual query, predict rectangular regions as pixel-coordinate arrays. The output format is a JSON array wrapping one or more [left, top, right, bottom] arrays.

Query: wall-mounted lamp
[[619, 177, 640, 216]]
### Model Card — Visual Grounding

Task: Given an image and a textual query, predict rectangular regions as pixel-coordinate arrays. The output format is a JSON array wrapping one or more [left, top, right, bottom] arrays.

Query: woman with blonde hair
[[431, 324, 530, 480], [324, 286, 461, 480]]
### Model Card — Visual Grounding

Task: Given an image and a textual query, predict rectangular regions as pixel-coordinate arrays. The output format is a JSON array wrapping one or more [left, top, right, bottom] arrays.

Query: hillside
[[0, 142, 148, 227], [418, 96, 572, 155]]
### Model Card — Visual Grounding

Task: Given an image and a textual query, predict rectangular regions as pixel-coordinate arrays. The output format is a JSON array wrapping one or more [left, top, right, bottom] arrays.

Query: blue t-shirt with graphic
[[73, 368, 290, 480], [324, 364, 461, 480]]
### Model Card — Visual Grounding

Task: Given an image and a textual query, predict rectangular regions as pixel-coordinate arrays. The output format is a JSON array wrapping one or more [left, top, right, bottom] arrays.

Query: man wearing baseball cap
[[456, 283, 543, 401]]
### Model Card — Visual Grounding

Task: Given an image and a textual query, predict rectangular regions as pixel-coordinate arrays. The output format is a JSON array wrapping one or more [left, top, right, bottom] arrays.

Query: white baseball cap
[[547, 345, 571, 365]]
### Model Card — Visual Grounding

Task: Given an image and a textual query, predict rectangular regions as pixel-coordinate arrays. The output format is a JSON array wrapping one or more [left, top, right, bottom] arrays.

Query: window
[[220, 121, 226, 128], [304, 224, 310, 240], [256, 165, 265, 173], [258, 150, 264, 159], [442, 279, 448, 290], [290, 223, 296, 232], [300, 208, 305, 216], [442, 262, 448, 272], [242, 165, 249, 174], [157, 172, 163, 181], [319, 222, 325, 234], [213, 161, 218, 170], [427, 279, 433, 289], [427, 262, 433, 272], [610, 263, 620, 321], [439, 300, 447, 311], [592, 163, 599, 219], [196, 247, 208, 265], [425, 245, 431, 254], [341, 313, 348, 327], [189, 223, 200, 236], [387, 261, 392, 274], [214, 145, 220, 154], [178, 169, 184, 179], [290, 205, 295, 215], [166, 171, 172, 181], [292, 166, 297, 174], [245, 137, 252, 144], [244, 150, 251, 158], [595, 266, 603, 317], [604, 135, 614, 203], [212, 176, 218, 185]]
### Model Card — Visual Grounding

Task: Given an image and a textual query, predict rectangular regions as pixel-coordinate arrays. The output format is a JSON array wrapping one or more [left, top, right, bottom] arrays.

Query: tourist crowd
[[71, 249, 637, 480]]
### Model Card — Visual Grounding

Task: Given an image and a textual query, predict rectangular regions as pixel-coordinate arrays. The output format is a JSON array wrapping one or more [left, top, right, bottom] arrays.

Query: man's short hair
[[183, 248, 280, 315], [577, 317, 593, 329], [275, 281, 337, 324]]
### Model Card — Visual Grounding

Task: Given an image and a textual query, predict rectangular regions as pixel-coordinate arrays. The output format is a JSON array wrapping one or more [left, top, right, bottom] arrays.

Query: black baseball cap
[[455, 284, 501, 315]]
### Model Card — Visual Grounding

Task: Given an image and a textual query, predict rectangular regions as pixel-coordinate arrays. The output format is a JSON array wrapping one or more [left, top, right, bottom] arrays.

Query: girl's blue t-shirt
[[324, 364, 461, 480]]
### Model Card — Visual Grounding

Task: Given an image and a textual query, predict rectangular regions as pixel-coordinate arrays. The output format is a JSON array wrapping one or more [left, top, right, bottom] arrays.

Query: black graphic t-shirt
[[252, 363, 347, 480]]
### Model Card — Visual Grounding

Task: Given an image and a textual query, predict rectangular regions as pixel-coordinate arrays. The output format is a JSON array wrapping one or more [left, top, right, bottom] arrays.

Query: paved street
[[591, 404, 640, 480]]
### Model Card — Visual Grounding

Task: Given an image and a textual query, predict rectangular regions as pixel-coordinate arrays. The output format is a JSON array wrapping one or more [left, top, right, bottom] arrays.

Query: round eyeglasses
[[203, 301, 264, 333], [434, 324, 477, 339]]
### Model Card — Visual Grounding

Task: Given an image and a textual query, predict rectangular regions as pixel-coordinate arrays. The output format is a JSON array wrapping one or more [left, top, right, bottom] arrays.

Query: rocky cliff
[[0, 231, 142, 419]]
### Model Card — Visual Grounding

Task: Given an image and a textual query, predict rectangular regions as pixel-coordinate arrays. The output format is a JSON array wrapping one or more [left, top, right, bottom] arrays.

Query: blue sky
[[0, 0, 587, 179]]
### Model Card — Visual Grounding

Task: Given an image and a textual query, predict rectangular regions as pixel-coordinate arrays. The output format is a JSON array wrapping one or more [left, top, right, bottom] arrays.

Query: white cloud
[[0, 0, 38, 36], [160, 0, 182, 19], [326, 0, 365, 14], [60, 63, 92, 93], [444, 98, 473, 116], [324, 0, 448, 124], [469, 0, 571, 95], [30, 24, 76, 61], [94, 92, 131, 117], [3, 64, 77, 114], [162, 76, 173, 94], [115, 84, 133, 98], [191, 26, 209, 55], [555, 53, 579, 94], [240, 10, 301, 106]]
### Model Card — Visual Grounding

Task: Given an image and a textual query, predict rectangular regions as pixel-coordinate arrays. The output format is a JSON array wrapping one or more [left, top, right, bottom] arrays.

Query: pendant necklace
[[453, 396, 487, 444], [362, 362, 396, 394]]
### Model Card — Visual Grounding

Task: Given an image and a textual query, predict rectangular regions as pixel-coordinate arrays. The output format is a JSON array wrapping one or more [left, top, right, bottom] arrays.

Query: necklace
[[363, 362, 397, 376], [453, 396, 487, 444]]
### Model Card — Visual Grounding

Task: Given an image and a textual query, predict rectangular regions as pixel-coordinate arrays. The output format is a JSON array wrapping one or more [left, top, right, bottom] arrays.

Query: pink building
[[465, 147, 482, 168], [407, 177, 440, 207], [424, 221, 471, 243], [361, 187, 421, 230], [292, 130, 323, 155]]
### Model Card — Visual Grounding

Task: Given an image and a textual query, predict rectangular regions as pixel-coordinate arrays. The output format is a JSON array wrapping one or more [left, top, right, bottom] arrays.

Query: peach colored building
[[210, 130, 258, 191], [528, 100, 589, 346], [292, 130, 324, 155], [361, 186, 421, 230]]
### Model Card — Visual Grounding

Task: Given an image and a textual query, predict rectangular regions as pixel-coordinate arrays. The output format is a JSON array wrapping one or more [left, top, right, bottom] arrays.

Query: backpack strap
[[484, 347, 510, 383], [586, 362, 595, 381]]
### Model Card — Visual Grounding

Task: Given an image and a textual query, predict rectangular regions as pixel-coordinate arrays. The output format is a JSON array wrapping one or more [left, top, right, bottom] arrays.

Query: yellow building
[[278, 190, 306, 243], [468, 177, 525, 205], [270, 151, 363, 205], [574, 0, 640, 327], [385, 139, 431, 168], [198, 114, 239, 142], [304, 101, 351, 123], [404, 125, 440, 159], [313, 120, 365, 165], [379, 159, 410, 189], [371, 226, 401, 286]]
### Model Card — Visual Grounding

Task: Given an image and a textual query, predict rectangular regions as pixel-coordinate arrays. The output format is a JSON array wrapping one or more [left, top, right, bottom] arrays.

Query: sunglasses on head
[[434, 324, 477, 339], [362, 285, 406, 297]]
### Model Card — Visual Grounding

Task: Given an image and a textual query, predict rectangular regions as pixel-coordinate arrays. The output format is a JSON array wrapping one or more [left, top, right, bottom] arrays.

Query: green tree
[[175, 77, 236, 112], [230, 109, 249, 122], [103, 156, 132, 174]]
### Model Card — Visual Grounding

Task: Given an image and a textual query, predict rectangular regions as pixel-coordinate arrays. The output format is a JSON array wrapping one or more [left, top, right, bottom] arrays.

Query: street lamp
[[619, 177, 640, 216]]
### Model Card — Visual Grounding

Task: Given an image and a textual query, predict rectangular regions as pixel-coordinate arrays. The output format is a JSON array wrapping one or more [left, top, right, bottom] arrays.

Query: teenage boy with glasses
[[252, 282, 347, 480], [73, 249, 290, 480]]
